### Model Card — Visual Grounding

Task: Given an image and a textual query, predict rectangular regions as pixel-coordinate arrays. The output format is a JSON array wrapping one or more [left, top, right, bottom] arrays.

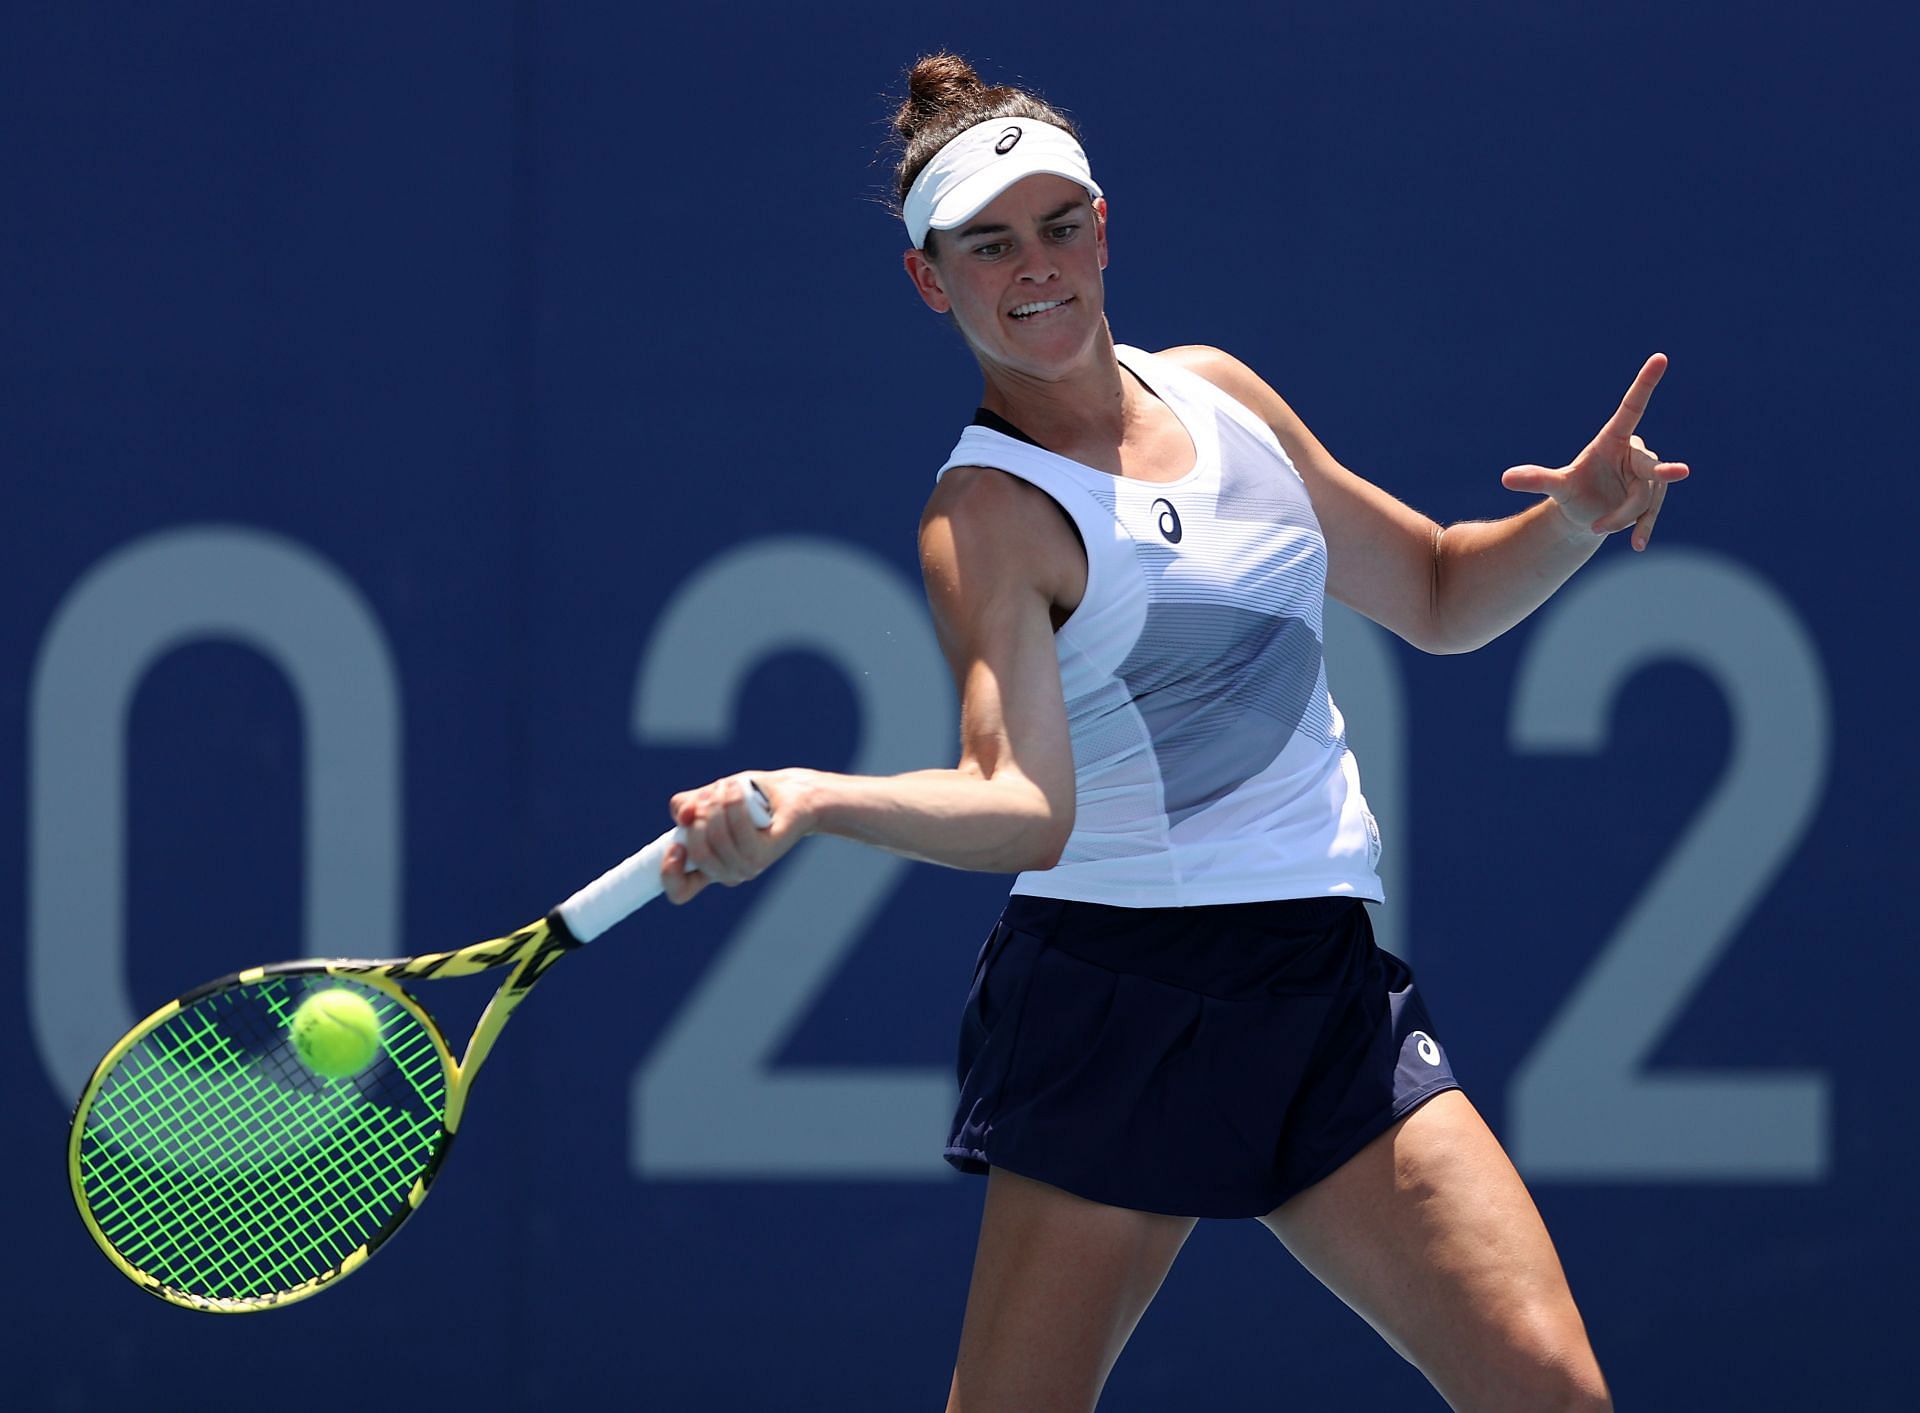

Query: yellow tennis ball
[[289, 989, 383, 1079]]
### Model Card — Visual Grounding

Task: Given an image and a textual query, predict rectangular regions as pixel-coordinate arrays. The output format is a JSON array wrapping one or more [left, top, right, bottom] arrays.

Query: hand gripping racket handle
[[553, 780, 774, 943]]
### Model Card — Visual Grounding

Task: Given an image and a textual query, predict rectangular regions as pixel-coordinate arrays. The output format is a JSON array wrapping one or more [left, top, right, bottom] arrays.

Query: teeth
[[1011, 299, 1068, 318]]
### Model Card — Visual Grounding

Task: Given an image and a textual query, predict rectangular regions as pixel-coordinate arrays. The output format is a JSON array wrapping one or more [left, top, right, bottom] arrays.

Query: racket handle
[[555, 780, 773, 942]]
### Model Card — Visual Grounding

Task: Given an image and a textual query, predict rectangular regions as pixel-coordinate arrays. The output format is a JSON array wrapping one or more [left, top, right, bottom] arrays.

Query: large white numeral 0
[[632, 537, 958, 1177], [1322, 601, 1409, 959], [30, 526, 402, 1101], [1508, 550, 1830, 1181]]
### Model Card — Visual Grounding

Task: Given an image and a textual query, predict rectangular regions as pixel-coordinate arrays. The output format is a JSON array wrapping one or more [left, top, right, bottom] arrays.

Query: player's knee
[[1572, 1381, 1614, 1413], [1543, 1371, 1613, 1413], [1522, 1352, 1611, 1412], [1473, 1360, 1609, 1413], [1522, 1343, 1612, 1413], [1481, 1306, 1611, 1413]]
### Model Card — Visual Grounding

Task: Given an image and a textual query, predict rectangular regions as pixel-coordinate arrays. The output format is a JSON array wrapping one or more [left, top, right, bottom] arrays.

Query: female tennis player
[[663, 54, 1684, 1412]]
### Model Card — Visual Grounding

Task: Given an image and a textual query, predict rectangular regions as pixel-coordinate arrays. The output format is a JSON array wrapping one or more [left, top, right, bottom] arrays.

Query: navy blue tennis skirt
[[945, 894, 1460, 1218]]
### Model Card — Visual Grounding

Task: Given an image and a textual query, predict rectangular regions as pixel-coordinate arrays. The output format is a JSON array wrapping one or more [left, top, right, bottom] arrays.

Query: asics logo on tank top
[[1411, 1031, 1442, 1066], [1150, 498, 1183, 543], [995, 125, 1023, 154]]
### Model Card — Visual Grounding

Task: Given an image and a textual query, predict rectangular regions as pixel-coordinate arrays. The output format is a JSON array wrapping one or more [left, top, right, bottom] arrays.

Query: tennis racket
[[68, 783, 772, 1314]]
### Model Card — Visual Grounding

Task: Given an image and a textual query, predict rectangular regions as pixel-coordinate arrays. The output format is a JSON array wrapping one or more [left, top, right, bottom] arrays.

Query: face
[[903, 173, 1109, 376]]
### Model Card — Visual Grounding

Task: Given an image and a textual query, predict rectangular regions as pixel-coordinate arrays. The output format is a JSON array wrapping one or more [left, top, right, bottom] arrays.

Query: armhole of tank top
[[1127, 344, 1302, 483], [1213, 389, 1303, 481], [1116, 344, 1189, 416], [1008, 464, 1094, 637], [1113, 347, 1217, 485]]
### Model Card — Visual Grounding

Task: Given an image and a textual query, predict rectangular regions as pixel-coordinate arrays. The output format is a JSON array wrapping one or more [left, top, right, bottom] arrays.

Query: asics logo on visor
[[995, 125, 1023, 154]]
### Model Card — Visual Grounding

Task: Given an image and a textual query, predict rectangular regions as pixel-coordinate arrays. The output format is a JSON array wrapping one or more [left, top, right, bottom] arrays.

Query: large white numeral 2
[[630, 538, 958, 1177], [1508, 550, 1830, 1181]]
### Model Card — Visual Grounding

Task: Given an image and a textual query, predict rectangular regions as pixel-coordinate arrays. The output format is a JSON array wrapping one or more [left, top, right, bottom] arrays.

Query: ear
[[1093, 196, 1109, 271], [903, 247, 951, 314]]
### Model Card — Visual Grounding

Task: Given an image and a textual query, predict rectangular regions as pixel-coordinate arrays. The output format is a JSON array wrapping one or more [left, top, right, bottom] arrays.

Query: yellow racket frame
[[68, 919, 577, 1313]]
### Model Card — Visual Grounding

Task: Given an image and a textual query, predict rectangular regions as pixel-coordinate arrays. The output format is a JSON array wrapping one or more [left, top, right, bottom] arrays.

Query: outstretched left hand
[[1500, 353, 1692, 552]]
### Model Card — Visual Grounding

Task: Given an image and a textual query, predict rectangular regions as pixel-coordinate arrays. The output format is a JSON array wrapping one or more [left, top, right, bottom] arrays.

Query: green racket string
[[76, 976, 449, 1302]]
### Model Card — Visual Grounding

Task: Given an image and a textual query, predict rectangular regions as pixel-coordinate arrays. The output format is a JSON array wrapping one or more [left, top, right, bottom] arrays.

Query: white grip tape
[[555, 781, 773, 943]]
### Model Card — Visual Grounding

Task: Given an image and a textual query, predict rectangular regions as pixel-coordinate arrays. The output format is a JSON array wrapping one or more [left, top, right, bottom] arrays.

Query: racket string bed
[[86, 1016, 316, 1279], [85, 1006, 363, 1296], [98, 1033, 437, 1297], [75, 977, 448, 1303], [94, 1005, 337, 1278]]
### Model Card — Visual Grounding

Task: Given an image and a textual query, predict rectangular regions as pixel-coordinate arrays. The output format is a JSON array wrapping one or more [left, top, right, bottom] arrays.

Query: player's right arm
[[662, 465, 1081, 901]]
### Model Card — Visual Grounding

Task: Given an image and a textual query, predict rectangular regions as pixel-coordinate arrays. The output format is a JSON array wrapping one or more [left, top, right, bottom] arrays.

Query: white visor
[[903, 117, 1101, 248]]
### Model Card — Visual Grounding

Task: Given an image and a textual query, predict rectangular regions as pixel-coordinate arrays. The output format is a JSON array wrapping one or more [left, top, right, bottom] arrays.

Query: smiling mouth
[[1009, 298, 1073, 320]]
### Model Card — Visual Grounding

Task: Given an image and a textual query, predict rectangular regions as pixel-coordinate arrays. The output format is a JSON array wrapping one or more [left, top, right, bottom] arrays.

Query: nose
[[1013, 244, 1060, 283]]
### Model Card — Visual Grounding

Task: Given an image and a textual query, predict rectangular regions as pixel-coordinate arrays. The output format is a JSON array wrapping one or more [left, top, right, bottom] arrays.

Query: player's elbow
[[1010, 781, 1074, 872], [959, 757, 1074, 871], [1413, 618, 1495, 655], [1415, 527, 1501, 655], [1025, 820, 1072, 871], [1358, 602, 1481, 656], [1419, 592, 1520, 654]]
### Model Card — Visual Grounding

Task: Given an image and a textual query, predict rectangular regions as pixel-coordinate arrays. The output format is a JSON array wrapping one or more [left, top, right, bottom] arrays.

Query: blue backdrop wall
[[5, 3, 1913, 1409]]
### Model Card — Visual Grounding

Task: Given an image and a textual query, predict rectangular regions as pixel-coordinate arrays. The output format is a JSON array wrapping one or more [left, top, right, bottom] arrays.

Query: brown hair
[[889, 53, 1083, 254]]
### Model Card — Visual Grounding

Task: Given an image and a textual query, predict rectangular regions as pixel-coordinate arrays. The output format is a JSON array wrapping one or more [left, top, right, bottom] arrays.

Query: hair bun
[[886, 54, 1081, 230], [895, 53, 986, 142]]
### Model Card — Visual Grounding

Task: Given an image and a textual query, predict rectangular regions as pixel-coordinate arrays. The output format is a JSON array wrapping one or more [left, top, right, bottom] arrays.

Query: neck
[[975, 321, 1144, 452]]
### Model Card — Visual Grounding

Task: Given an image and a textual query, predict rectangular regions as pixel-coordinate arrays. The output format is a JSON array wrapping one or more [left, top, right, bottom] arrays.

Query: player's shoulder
[[921, 461, 1059, 532], [1153, 343, 1310, 441], [919, 463, 1080, 597], [1153, 344, 1271, 403], [1153, 342, 1248, 377]]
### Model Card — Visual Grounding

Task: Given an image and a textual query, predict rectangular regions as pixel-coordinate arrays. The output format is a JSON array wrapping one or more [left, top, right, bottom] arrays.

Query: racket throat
[[443, 922, 579, 1132]]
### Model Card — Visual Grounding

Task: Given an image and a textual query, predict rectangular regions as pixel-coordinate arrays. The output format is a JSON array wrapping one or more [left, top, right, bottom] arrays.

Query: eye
[[972, 241, 1008, 259], [1050, 223, 1080, 241]]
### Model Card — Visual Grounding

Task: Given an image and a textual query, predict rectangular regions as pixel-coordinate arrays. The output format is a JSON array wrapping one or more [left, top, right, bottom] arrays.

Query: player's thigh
[[946, 1167, 1196, 1413], [1259, 1090, 1610, 1413]]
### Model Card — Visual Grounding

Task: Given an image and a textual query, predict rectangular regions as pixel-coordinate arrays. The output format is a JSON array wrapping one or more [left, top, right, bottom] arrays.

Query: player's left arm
[[1159, 345, 1690, 655]]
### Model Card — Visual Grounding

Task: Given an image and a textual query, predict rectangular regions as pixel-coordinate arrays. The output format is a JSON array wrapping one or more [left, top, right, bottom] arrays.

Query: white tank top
[[936, 345, 1384, 908]]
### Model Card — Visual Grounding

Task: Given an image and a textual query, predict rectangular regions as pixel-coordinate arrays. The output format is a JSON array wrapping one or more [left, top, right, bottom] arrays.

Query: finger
[[1501, 463, 1561, 495], [1631, 480, 1668, 552], [698, 779, 756, 879], [668, 795, 706, 873], [1590, 482, 1656, 536], [1599, 352, 1668, 441], [661, 844, 709, 904], [666, 870, 710, 904], [674, 784, 722, 831], [714, 787, 758, 872], [1629, 435, 1690, 482], [694, 800, 742, 879], [668, 789, 717, 875], [725, 775, 772, 834]]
